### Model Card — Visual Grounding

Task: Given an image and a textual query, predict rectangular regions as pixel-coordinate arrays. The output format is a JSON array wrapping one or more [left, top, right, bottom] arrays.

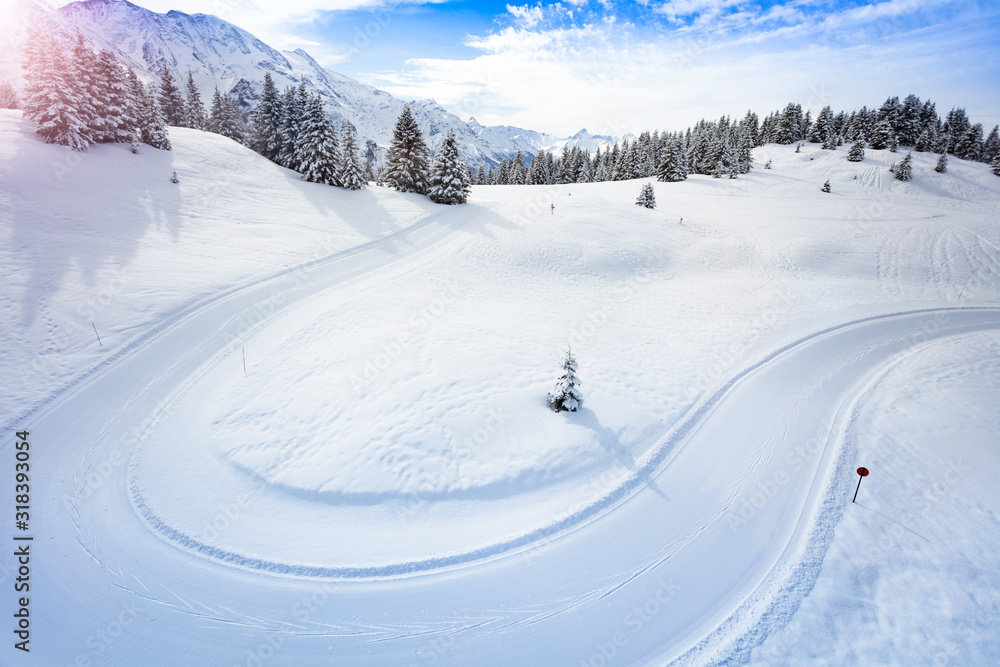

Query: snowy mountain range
[[2, 0, 618, 166]]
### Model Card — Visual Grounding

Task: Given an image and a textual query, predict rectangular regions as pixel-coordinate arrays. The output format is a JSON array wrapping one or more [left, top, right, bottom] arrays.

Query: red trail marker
[[853, 466, 869, 503]]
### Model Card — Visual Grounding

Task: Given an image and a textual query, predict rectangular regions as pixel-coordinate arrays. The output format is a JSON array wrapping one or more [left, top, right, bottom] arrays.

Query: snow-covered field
[[2, 108, 999, 664]]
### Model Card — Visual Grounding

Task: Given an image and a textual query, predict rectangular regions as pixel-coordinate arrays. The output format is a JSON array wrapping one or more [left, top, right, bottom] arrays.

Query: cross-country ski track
[[10, 189, 1000, 665]]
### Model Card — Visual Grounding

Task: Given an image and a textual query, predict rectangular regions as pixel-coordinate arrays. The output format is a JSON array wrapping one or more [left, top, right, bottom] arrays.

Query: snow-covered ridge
[[5, 0, 616, 165]]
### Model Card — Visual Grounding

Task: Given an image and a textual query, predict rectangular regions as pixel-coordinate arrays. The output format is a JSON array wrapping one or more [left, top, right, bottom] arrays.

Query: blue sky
[[89, 1, 1000, 136]]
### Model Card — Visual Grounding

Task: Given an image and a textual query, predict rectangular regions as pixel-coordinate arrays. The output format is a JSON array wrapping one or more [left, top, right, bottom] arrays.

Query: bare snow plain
[[2, 108, 999, 665]]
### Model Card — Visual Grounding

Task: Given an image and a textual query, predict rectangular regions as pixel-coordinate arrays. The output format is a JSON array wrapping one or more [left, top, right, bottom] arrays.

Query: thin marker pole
[[853, 466, 869, 503], [92, 322, 103, 347]]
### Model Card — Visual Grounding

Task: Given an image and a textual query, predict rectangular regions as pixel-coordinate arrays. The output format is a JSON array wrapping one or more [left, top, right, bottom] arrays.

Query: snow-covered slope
[[3, 109, 1000, 664], [4, 0, 613, 165]]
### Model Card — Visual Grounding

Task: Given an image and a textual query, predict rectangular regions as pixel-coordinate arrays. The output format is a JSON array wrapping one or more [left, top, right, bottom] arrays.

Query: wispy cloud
[[368, 0, 1000, 135]]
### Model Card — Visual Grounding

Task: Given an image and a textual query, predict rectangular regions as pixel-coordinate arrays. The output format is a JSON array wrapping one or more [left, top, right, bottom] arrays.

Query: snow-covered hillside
[[3, 0, 616, 165], [2, 109, 999, 665]]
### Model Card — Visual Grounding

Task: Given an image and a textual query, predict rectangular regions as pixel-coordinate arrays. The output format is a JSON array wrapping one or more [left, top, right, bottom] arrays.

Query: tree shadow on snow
[[7, 140, 180, 329], [572, 407, 669, 501]]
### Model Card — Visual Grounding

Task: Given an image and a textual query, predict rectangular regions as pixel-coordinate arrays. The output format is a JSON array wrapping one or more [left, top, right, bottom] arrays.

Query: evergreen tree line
[[21, 28, 170, 151], [475, 94, 999, 186], [240, 73, 367, 190], [380, 104, 472, 205]]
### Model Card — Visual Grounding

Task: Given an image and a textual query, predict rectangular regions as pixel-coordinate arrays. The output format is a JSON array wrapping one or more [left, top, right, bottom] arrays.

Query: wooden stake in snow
[[853, 466, 869, 503], [92, 322, 103, 347]]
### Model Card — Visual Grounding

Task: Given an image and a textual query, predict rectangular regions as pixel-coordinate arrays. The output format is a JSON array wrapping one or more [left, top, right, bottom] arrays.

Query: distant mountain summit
[[5, 0, 618, 165]]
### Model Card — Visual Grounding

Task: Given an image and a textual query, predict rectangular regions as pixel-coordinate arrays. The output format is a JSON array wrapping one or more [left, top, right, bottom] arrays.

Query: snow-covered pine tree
[[338, 123, 366, 190], [0, 81, 18, 109], [135, 80, 171, 150], [92, 50, 133, 145], [991, 154, 1000, 177], [821, 179, 831, 193], [364, 139, 379, 181], [296, 93, 339, 186], [736, 126, 754, 172], [68, 34, 100, 145], [527, 151, 550, 184], [888, 133, 898, 153], [183, 72, 207, 130], [277, 83, 305, 170], [895, 152, 913, 181], [474, 164, 487, 185], [158, 65, 185, 126], [983, 125, 1000, 164], [250, 72, 281, 161], [656, 137, 688, 182], [847, 140, 865, 162], [712, 159, 725, 178], [765, 158, 772, 169], [953, 123, 984, 162], [428, 129, 471, 204], [914, 129, 931, 152], [635, 182, 656, 209], [22, 27, 90, 150], [508, 150, 526, 185], [547, 349, 582, 413], [384, 105, 430, 194], [869, 120, 893, 150], [934, 152, 947, 173]]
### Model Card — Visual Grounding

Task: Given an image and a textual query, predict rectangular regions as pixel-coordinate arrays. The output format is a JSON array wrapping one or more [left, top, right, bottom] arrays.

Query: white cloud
[[367, 14, 1000, 136], [506, 4, 545, 28]]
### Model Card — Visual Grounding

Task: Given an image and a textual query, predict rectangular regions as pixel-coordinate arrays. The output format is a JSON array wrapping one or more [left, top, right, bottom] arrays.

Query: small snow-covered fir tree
[[338, 122, 366, 190], [296, 93, 339, 186], [888, 133, 899, 153], [385, 105, 431, 194], [547, 349, 583, 413], [934, 152, 948, 173], [847, 140, 864, 162], [895, 152, 913, 181], [821, 180, 831, 193], [636, 182, 656, 209], [427, 129, 471, 204], [991, 154, 1000, 176], [764, 158, 772, 169]]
